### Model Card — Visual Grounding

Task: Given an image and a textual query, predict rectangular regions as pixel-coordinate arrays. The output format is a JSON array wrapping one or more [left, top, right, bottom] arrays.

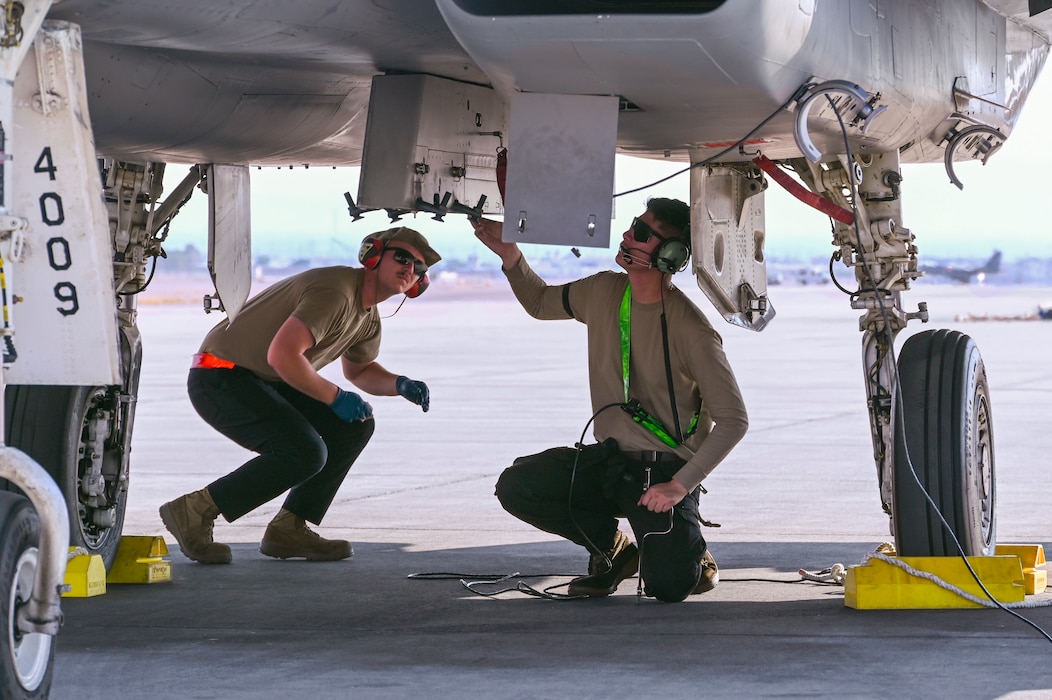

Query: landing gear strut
[[791, 149, 996, 556]]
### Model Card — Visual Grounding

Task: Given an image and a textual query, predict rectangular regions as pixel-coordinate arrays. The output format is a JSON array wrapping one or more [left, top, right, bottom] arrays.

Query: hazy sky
[[163, 67, 1052, 264]]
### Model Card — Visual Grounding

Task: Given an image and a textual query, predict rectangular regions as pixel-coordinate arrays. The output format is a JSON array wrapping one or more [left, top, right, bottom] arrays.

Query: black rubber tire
[[0, 491, 55, 699], [4, 385, 129, 568], [892, 329, 996, 556]]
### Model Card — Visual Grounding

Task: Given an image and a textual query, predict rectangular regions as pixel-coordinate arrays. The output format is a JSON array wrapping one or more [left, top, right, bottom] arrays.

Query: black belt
[[635, 450, 679, 464]]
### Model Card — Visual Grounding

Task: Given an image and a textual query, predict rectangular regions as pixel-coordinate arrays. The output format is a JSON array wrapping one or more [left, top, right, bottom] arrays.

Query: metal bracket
[[449, 194, 487, 221], [793, 80, 887, 162], [941, 120, 1005, 190], [415, 191, 452, 221], [343, 191, 374, 222], [202, 292, 224, 315], [0, 214, 26, 259]]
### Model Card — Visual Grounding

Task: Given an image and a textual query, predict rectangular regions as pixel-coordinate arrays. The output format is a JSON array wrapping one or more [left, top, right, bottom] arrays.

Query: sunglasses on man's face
[[389, 248, 428, 276], [631, 217, 669, 244]]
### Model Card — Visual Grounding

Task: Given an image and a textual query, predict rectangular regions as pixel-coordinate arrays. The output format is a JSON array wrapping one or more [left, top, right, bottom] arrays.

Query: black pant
[[495, 440, 705, 602], [187, 367, 374, 524]]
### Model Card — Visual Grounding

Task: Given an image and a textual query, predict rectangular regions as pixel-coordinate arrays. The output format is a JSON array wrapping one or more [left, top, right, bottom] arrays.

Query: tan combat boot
[[159, 488, 232, 564], [259, 509, 353, 561], [567, 530, 638, 597], [691, 549, 719, 594]]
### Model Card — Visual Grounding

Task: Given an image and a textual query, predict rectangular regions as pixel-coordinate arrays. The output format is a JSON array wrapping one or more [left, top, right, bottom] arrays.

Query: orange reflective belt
[[190, 352, 236, 369]]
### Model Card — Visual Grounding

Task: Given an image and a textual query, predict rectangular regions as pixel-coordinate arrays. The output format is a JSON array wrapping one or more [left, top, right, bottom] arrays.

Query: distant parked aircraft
[[921, 251, 1002, 284]]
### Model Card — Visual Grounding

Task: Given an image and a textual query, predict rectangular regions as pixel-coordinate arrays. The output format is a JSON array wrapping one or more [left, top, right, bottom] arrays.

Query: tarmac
[[49, 279, 1052, 699]]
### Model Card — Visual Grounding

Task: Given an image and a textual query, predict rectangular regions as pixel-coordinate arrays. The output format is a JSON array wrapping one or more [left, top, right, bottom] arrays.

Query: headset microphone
[[618, 244, 653, 269]]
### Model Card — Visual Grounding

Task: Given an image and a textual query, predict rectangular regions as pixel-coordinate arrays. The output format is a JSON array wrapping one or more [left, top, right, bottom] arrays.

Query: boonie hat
[[375, 227, 441, 267]]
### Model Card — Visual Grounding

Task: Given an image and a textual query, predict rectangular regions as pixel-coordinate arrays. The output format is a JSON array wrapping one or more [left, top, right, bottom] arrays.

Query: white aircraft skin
[[1, 2, 1051, 693], [44, 0, 482, 165], [43, 0, 1052, 167]]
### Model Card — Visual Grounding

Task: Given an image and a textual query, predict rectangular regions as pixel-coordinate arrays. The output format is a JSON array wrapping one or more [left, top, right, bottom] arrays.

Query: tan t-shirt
[[504, 259, 748, 490], [199, 266, 381, 382]]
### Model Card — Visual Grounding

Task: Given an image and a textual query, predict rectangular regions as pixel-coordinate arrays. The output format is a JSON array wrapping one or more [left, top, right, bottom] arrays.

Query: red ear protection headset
[[358, 235, 384, 270], [358, 235, 430, 298], [406, 273, 429, 299]]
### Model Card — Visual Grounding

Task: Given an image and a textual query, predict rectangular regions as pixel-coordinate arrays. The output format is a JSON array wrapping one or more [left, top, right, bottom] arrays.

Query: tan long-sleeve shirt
[[505, 259, 748, 490]]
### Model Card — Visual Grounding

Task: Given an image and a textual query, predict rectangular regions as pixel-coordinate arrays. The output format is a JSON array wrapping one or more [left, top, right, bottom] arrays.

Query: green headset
[[651, 233, 691, 274]]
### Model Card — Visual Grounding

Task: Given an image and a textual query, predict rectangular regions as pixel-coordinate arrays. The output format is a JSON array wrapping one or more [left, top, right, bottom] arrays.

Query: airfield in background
[[51, 276, 1052, 700], [151, 241, 1052, 305]]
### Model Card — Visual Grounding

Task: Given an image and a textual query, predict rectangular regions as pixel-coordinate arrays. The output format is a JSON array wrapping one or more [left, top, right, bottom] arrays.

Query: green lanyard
[[620, 283, 677, 447], [619, 283, 632, 402], [618, 282, 699, 448]]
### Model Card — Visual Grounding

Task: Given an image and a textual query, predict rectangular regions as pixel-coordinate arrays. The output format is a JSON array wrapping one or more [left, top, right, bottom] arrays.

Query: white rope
[[799, 542, 895, 586], [862, 551, 1052, 609], [798, 563, 846, 585], [67, 547, 88, 560]]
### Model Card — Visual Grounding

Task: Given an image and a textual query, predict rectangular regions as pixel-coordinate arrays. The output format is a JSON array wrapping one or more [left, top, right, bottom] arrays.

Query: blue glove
[[396, 375, 430, 412], [329, 389, 373, 422]]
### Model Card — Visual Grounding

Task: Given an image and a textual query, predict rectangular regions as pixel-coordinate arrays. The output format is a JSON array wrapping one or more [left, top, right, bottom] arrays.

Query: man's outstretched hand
[[396, 376, 430, 412]]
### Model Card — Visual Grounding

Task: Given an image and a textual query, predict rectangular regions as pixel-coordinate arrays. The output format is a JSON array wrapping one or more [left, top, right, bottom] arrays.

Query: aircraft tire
[[892, 329, 996, 556], [4, 385, 129, 569], [0, 491, 55, 699]]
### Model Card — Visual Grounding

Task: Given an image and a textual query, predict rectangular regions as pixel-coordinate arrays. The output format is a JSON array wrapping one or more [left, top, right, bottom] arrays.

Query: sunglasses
[[389, 247, 428, 276], [631, 217, 669, 244]]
